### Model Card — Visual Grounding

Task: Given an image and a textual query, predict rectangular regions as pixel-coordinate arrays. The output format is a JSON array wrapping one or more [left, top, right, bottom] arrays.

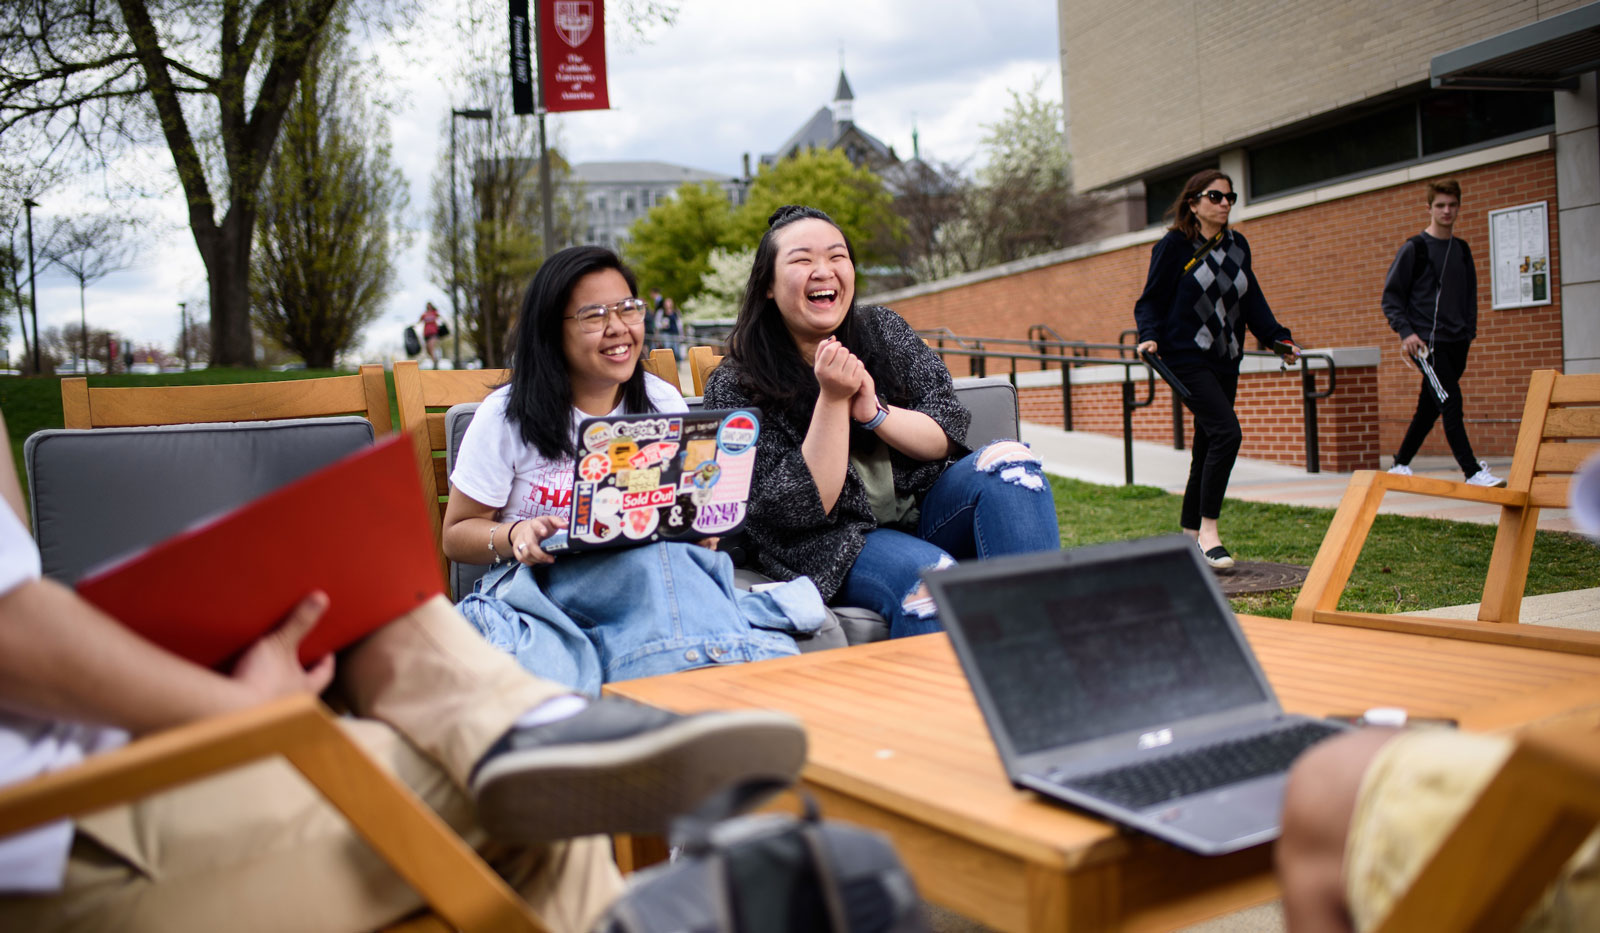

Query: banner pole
[[533, 2, 556, 258]]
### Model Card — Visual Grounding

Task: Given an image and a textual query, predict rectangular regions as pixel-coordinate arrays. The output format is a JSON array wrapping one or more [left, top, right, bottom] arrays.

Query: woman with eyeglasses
[[1134, 170, 1300, 570], [441, 246, 823, 693], [703, 206, 1061, 639]]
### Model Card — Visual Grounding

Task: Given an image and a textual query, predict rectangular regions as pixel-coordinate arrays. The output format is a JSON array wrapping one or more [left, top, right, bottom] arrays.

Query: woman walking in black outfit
[[1134, 169, 1300, 569]]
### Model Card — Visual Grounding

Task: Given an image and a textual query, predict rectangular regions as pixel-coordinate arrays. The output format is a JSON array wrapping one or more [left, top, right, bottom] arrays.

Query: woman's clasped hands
[[813, 336, 879, 422]]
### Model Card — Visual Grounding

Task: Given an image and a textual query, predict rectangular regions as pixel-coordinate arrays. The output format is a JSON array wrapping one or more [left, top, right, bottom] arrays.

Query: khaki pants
[[0, 596, 624, 933]]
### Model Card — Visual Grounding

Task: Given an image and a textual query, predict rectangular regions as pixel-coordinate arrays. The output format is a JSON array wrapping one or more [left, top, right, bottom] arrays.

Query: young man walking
[[1380, 179, 1505, 487]]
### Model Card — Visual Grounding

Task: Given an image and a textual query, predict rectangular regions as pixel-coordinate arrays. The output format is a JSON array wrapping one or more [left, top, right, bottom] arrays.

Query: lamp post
[[179, 301, 189, 372], [23, 198, 39, 375], [450, 107, 492, 369]]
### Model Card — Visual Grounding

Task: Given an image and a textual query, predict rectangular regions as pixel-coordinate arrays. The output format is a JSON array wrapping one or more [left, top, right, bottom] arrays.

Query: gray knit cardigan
[[702, 305, 971, 602]]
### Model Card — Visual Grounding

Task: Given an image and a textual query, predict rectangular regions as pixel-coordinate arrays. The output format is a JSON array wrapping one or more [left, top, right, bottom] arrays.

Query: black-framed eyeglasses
[[566, 297, 648, 333], [1196, 189, 1238, 205]]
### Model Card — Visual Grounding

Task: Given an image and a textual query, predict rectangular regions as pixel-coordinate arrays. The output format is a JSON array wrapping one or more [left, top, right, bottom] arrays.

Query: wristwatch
[[856, 401, 890, 431]]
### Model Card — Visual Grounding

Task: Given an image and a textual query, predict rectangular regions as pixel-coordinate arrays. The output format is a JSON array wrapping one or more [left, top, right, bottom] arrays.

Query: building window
[[624, 194, 636, 212], [1249, 100, 1415, 199], [597, 195, 607, 213], [1244, 89, 1554, 200], [1420, 90, 1554, 156]]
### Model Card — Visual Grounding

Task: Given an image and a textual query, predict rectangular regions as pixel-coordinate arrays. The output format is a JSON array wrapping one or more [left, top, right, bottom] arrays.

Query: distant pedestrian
[[658, 296, 683, 361], [645, 288, 662, 344], [1134, 169, 1300, 570], [418, 302, 443, 368], [1381, 179, 1504, 487]]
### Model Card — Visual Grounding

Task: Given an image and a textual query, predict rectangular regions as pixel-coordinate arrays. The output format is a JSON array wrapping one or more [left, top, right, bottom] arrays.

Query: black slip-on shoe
[[1203, 545, 1235, 570], [469, 697, 806, 843]]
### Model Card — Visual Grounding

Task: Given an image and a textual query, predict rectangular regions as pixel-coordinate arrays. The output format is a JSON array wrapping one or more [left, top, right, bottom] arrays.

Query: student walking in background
[[1135, 169, 1300, 570], [1381, 179, 1505, 488], [418, 302, 443, 369]]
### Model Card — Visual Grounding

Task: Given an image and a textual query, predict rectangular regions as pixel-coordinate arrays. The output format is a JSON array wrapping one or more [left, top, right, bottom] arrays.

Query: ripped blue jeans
[[839, 441, 1060, 638]]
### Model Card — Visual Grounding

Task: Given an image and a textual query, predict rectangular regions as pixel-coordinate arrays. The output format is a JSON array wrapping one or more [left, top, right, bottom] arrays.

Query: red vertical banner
[[540, 0, 609, 113]]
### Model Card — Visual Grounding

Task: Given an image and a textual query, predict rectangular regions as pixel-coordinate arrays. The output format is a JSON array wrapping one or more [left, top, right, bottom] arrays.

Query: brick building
[[869, 1, 1600, 466]]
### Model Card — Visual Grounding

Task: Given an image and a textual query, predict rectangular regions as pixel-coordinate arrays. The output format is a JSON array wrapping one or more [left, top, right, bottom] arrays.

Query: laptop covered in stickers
[[540, 408, 762, 554]]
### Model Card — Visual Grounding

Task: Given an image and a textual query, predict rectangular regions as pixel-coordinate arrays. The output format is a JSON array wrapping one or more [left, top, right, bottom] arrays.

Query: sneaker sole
[[471, 709, 806, 843]]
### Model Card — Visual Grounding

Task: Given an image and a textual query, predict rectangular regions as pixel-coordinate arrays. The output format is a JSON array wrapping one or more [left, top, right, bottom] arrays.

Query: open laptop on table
[[540, 408, 761, 553], [924, 535, 1348, 855]]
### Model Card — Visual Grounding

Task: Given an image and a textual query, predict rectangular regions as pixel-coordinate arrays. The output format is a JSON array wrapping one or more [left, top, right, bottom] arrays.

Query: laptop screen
[[937, 547, 1269, 755]]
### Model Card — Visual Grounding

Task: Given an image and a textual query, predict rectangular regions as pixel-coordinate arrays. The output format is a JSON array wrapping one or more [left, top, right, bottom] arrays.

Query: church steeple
[[832, 70, 854, 126]]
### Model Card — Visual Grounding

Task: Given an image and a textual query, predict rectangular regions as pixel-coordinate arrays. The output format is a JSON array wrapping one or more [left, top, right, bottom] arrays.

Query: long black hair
[[725, 205, 904, 420], [504, 245, 652, 460]]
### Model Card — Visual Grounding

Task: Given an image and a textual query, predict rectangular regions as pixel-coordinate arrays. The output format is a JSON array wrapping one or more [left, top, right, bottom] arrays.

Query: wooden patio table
[[606, 616, 1600, 932]]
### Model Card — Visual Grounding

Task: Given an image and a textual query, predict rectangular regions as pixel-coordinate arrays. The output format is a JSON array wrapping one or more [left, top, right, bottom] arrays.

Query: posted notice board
[[1488, 201, 1551, 310]]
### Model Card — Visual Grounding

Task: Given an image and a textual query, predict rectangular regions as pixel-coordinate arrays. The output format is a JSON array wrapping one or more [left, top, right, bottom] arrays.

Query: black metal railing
[[922, 327, 1340, 479]]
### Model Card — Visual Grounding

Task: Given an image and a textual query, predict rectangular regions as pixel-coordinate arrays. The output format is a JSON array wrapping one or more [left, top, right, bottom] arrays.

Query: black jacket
[[1381, 232, 1477, 344]]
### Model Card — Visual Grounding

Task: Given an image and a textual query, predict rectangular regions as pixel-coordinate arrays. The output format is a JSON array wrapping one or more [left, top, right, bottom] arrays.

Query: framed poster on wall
[[1488, 201, 1551, 310]]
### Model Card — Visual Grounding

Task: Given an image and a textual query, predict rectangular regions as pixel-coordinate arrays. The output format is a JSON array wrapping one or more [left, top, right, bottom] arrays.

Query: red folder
[[77, 436, 445, 669]]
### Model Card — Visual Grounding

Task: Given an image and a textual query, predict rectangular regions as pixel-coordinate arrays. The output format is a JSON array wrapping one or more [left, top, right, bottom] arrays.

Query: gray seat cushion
[[445, 403, 491, 599], [442, 378, 1020, 645], [27, 417, 375, 585]]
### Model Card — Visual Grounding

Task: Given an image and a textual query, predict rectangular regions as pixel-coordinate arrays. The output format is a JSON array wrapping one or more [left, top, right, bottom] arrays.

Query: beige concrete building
[[1058, 0, 1600, 372]]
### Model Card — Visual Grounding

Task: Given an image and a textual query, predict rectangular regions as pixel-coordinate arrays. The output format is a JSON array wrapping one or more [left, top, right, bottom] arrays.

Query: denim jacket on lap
[[457, 541, 824, 696]]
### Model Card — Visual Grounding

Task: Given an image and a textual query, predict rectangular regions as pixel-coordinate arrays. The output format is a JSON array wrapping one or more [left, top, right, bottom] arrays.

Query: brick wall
[[895, 152, 1562, 465]]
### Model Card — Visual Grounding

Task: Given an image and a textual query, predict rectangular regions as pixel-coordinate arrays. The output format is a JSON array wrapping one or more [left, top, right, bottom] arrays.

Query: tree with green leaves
[[965, 78, 1100, 265], [250, 23, 406, 369], [728, 148, 903, 268], [2, 0, 676, 367], [0, 0, 376, 366], [625, 181, 734, 305]]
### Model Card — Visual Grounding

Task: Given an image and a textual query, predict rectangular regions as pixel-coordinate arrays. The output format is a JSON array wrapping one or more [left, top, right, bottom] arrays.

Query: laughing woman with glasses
[[441, 245, 824, 694], [1134, 170, 1300, 570]]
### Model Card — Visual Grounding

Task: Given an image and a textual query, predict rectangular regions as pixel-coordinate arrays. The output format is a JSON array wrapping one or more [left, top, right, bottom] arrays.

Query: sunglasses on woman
[[567, 297, 649, 333], [1195, 189, 1238, 205]]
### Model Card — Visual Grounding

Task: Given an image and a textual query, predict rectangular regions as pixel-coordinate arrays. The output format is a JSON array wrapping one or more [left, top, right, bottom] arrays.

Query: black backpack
[[596, 788, 928, 933]]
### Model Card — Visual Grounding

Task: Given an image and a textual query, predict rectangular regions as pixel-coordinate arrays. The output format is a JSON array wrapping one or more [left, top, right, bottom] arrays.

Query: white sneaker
[[1387, 463, 1413, 476], [1466, 461, 1507, 488]]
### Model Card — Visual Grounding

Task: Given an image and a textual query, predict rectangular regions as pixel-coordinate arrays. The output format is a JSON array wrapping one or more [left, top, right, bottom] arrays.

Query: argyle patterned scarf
[[1189, 231, 1249, 361]]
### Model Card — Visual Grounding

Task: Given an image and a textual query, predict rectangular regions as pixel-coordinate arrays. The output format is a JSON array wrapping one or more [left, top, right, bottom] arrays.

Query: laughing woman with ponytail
[[1134, 170, 1300, 570]]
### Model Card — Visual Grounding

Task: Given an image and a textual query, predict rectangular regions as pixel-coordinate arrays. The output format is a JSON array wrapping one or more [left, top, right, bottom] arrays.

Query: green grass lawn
[[1049, 475, 1598, 619], [3, 371, 1594, 620]]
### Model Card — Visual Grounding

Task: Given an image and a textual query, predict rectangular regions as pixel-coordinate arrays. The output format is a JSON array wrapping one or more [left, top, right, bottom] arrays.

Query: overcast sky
[[7, 0, 1062, 367]]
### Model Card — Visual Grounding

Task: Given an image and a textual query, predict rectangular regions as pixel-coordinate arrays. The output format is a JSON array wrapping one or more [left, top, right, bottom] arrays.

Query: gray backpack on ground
[[596, 789, 927, 933]]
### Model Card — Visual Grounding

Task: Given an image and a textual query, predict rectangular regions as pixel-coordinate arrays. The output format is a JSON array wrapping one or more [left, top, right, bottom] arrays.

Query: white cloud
[[6, 0, 1061, 364]]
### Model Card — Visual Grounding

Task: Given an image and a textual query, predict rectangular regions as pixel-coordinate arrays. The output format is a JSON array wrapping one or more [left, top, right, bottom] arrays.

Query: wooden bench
[[1293, 369, 1600, 655]]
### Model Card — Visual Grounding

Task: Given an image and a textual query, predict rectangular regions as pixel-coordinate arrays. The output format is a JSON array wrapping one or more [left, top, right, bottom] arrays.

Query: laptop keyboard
[[1054, 720, 1343, 811]]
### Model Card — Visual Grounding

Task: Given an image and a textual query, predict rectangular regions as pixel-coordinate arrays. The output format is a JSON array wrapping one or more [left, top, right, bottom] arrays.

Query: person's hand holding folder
[[230, 590, 336, 703]]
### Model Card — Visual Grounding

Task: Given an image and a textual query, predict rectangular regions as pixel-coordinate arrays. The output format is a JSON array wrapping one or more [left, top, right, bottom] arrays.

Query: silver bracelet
[[487, 523, 502, 564]]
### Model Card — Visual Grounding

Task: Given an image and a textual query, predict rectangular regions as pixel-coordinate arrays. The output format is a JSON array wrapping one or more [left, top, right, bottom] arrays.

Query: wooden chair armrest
[[1372, 472, 1527, 505], [0, 694, 543, 933], [1374, 729, 1600, 933]]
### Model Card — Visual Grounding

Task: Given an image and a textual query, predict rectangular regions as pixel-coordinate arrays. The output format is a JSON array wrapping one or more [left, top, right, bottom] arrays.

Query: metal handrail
[[918, 330, 1341, 476]]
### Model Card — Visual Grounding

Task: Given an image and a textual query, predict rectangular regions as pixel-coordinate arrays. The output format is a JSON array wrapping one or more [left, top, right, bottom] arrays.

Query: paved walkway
[[1020, 421, 1574, 532]]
